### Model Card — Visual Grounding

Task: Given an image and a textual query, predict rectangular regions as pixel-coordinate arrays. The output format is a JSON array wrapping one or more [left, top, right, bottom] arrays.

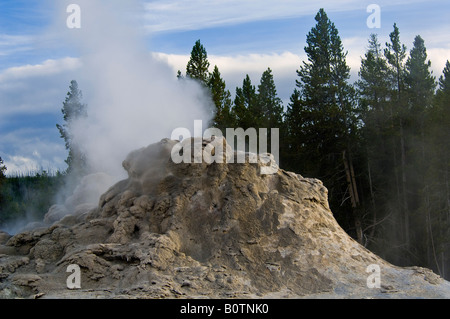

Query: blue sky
[[1, 0, 449, 174]]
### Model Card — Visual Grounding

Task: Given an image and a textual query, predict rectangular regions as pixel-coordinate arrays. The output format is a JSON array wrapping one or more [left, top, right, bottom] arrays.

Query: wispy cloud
[[0, 34, 33, 56], [142, 0, 430, 33], [0, 57, 81, 81], [143, 0, 356, 32], [0, 34, 31, 47]]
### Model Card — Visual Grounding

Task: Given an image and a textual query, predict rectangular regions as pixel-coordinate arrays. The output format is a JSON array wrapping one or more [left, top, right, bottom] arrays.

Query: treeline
[[180, 9, 450, 278], [0, 164, 65, 229]]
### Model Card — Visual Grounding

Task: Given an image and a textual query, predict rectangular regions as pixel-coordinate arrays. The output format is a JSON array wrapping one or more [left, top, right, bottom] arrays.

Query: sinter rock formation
[[1, 137, 449, 299]]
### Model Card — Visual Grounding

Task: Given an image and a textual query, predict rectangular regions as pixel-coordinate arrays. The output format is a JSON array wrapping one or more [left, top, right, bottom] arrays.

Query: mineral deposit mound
[[1, 138, 450, 298]]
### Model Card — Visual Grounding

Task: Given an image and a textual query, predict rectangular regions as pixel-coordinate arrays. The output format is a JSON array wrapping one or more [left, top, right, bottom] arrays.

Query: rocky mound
[[1, 138, 449, 299]]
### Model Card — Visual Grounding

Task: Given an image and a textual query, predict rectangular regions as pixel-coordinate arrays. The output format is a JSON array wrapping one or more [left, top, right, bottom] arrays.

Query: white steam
[[53, 0, 214, 178]]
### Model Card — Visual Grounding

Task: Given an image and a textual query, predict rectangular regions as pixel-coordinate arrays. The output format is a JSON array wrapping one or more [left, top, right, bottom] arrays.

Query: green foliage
[[405, 35, 436, 112], [208, 65, 234, 130], [186, 39, 210, 84], [56, 80, 88, 177], [0, 172, 65, 229], [292, 8, 360, 236], [434, 61, 450, 116], [357, 34, 391, 113], [357, 31, 406, 263], [0, 157, 6, 209], [296, 9, 357, 152], [257, 68, 284, 129], [233, 74, 258, 129], [231, 69, 284, 133], [423, 60, 450, 275], [356, 25, 449, 275], [184, 41, 285, 137], [283, 89, 306, 172], [0, 157, 6, 179]]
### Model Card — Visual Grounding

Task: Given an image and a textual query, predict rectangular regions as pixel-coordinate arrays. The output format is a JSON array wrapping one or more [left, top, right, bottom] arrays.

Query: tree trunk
[[399, 119, 410, 259], [446, 168, 450, 220], [367, 154, 377, 244], [343, 150, 363, 244], [426, 190, 441, 276], [388, 103, 403, 262]]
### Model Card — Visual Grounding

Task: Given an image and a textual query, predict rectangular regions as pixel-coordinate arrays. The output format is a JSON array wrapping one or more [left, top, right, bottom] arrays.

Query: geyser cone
[[0, 138, 449, 298]]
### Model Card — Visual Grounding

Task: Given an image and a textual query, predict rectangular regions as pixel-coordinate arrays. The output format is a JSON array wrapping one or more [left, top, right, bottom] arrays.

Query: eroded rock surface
[[1, 138, 449, 299]]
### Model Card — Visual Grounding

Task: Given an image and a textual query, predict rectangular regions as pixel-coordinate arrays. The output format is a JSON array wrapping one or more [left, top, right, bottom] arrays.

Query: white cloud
[[427, 47, 450, 78], [155, 50, 302, 78], [0, 57, 82, 117]]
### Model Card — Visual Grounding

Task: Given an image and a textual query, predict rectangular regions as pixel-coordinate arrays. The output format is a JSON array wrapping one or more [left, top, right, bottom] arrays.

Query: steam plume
[[54, 0, 214, 178]]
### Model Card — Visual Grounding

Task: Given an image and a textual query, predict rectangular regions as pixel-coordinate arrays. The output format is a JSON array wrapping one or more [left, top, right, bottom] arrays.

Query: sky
[[0, 0, 449, 175]]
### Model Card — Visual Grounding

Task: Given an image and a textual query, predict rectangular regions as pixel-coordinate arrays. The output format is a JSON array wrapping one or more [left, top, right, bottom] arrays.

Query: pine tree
[[56, 80, 88, 176], [208, 65, 234, 130], [424, 60, 450, 277], [383, 24, 412, 260], [404, 35, 437, 267], [296, 9, 356, 155], [435, 61, 450, 251], [186, 39, 210, 84], [405, 35, 436, 114], [385, 23, 407, 101], [0, 157, 6, 179], [437, 60, 450, 98], [233, 74, 257, 129], [0, 156, 5, 209], [284, 89, 306, 172], [255, 68, 285, 162], [405, 34, 435, 166], [356, 34, 393, 251], [358, 34, 390, 115], [295, 8, 361, 242], [357, 33, 391, 168], [257, 68, 284, 129], [435, 61, 450, 112]]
